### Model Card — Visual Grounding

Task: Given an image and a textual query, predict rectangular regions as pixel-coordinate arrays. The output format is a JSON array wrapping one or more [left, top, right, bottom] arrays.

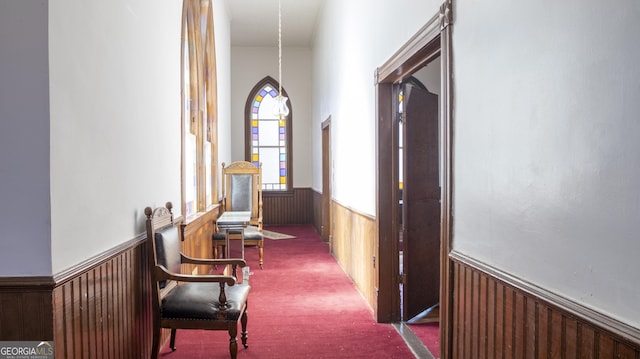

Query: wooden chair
[[146, 202, 250, 359], [213, 161, 264, 269]]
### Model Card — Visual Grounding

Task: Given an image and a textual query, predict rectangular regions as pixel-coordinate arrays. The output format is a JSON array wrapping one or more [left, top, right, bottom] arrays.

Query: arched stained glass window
[[181, 0, 218, 217], [245, 76, 292, 191]]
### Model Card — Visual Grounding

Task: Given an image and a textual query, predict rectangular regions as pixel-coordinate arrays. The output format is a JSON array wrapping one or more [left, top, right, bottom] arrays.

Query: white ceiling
[[227, 0, 324, 47]]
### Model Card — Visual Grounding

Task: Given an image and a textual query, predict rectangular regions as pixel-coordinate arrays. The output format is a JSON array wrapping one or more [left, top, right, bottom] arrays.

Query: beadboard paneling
[[263, 187, 313, 225], [52, 236, 153, 358], [450, 253, 640, 359], [0, 202, 252, 357], [0, 277, 54, 340]]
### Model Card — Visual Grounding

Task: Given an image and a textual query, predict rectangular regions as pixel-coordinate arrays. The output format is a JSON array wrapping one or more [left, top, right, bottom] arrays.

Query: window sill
[[180, 204, 221, 238]]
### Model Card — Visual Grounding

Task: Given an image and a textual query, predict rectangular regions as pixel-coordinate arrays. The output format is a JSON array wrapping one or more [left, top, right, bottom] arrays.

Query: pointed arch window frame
[[244, 76, 293, 193], [181, 0, 219, 219]]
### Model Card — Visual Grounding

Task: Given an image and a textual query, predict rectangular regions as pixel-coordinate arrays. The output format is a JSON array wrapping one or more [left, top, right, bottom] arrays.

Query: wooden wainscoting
[[331, 201, 377, 312], [263, 187, 313, 225], [450, 252, 640, 359], [1, 208, 218, 357], [180, 206, 219, 275], [49, 208, 218, 358], [312, 189, 322, 235], [52, 236, 152, 358], [0, 277, 54, 340]]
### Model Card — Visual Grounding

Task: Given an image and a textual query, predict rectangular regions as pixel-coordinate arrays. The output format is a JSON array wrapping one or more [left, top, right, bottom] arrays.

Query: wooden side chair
[[213, 161, 264, 269], [146, 202, 250, 359]]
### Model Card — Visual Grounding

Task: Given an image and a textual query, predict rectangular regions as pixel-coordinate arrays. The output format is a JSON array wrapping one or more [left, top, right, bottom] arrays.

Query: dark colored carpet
[[160, 225, 415, 358]]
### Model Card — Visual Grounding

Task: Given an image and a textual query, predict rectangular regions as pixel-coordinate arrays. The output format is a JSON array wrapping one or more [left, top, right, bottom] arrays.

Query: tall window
[[182, 0, 218, 217], [245, 76, 292, 191]]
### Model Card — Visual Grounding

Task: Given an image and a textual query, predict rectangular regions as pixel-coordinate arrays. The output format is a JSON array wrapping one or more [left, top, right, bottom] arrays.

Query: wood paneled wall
[[312, 189, 322, 234], [180, 206, 218, 275], [331, 201, 377, 312], [263, 187, 313, 225], [0, 277, 54, 340], [0, 207, 218, 357], [52, 236, 152, 358], [450, 252, 640, 359], [47, 210, 218, 358]]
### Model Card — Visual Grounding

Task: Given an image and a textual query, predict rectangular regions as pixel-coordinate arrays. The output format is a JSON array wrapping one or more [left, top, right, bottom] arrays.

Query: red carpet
[[407, 323, 440, 358], [160, 225, 415, 358]]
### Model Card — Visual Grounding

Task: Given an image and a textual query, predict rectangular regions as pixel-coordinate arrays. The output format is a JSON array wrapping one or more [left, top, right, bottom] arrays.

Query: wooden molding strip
[[332, 198, 376, 221], [182, 205, 219, 238], [53, 233, 146, 286], [0, 276, 55, 289], [374, 0, 453, 83], [449, 250, 640, 345]]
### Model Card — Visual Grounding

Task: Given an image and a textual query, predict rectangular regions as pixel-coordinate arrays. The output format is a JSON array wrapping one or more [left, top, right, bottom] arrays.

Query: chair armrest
[[180, 253, 247, 268], [154, 265, 237, 286]]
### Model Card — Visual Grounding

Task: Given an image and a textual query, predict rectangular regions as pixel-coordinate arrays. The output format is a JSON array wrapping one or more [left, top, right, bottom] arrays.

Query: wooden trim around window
[[244, 76, 293, 191]]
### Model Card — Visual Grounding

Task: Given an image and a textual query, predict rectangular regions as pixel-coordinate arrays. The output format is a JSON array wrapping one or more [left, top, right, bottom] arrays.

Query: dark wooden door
[[402, 84, 440, 321], [321, 119, 331, 242]]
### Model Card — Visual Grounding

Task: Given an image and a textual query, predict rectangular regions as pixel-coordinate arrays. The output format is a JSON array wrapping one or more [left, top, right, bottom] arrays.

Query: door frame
[[375, 2, 453, 358], [321, 117, 332, 243]]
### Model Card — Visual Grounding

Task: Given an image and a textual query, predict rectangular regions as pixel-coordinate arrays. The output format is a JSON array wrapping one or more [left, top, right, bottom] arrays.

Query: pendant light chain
[[273, 0, 289, 118], [278, 0, 283, 97]]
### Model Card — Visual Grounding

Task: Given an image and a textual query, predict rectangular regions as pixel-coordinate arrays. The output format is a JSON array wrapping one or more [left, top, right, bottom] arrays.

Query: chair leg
[[258, 241, 264, 269], [151, 325, 161, 359], [229, 324, 238, 359], [170, 329, 177, 351], [241, 307, 249, 349]]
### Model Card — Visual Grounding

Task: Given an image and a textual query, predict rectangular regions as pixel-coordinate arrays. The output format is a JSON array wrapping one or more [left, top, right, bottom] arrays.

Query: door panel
[[402, 84, 440, 321]]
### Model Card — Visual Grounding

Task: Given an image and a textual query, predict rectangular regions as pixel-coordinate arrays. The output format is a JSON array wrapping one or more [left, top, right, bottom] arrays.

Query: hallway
[[158, 225, 436, 358]]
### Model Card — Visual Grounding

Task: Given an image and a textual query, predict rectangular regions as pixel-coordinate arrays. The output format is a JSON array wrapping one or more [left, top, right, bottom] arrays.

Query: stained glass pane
[[399, 92, 404, 190], [250, 82, 289, 190]]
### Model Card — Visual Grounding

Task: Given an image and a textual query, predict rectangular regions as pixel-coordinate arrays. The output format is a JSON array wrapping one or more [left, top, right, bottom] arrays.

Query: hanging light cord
[[273, 0, 289, 118], [278, 0, 283, 97]]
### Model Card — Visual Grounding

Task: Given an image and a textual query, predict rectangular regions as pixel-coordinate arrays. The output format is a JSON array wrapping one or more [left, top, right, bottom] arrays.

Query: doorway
[[375, 2, 453, 358], [321, 117, 332, 244], [398, 65, 441, 324]]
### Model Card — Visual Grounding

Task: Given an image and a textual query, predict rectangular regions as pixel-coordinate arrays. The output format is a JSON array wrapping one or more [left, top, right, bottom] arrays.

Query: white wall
[[413, 57, 441, 96], [0, 1, 52, 276], [230, 46, 313, 187], [453, 0, 640, 328], [48, 0, 183, 273], [1, 0, 234, 276], [311, 0, 443, 215], [311, 0, 640, 330], [214, 0, 233, 180]]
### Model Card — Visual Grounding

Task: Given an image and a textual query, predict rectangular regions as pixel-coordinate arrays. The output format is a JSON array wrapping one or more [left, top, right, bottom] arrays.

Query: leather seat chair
[[146, 202, 250, 359]]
